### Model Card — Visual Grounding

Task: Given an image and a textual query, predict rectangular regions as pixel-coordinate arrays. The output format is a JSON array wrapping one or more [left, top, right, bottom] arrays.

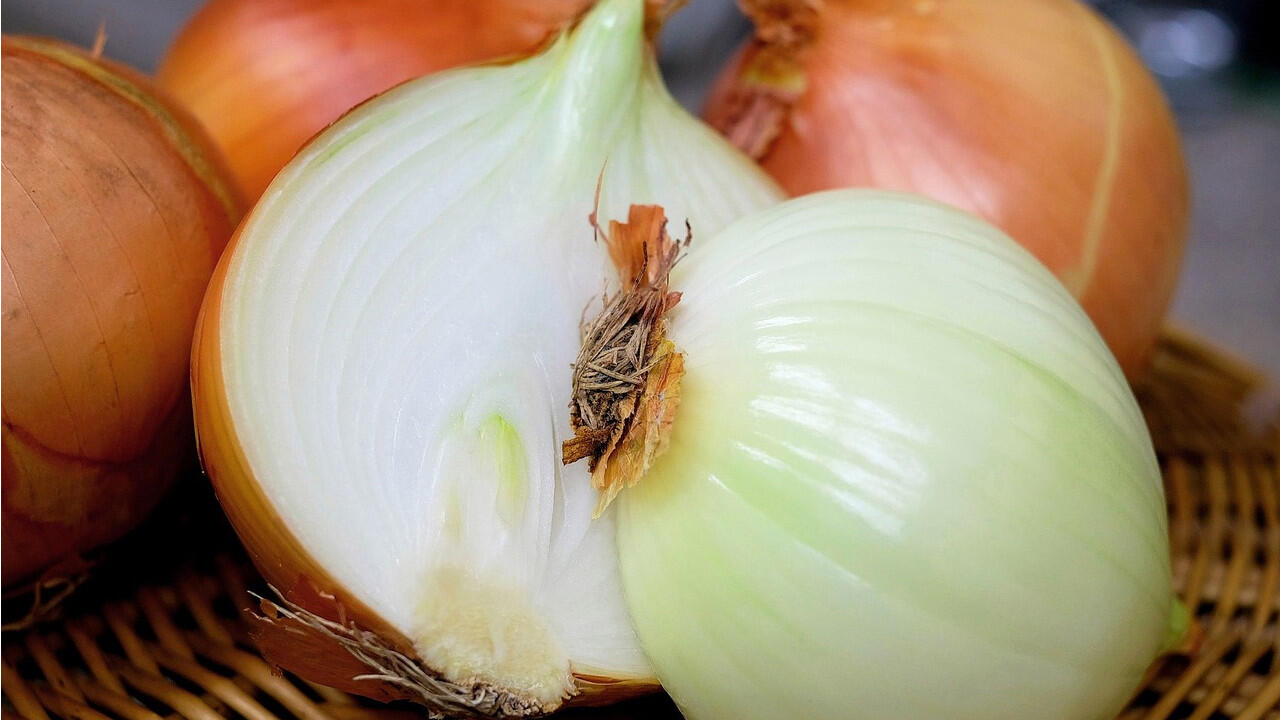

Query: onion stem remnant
[[563, 203, 688, 515]]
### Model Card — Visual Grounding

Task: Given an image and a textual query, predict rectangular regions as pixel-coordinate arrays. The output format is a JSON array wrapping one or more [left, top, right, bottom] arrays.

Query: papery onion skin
[[618, 189, 1175, 720], [704, 0, 1189, 379], [1, 37, 241, 586], [157, 0, 590, 201]]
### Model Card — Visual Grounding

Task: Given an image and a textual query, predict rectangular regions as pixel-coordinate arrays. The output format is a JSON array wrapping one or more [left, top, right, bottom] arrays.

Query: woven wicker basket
[[3, 331, 1277, 720]]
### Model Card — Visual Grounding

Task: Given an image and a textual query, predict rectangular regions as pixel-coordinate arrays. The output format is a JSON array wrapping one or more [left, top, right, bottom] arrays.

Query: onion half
[[189, 0, 780, 713], [2, 37, 241, 586], [704, 0, 1190, 379]]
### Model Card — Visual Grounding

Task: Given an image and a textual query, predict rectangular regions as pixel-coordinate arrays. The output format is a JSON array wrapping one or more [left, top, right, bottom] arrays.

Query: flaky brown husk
[[563, 204, 687, 516], [1, 36, 242, 588], [191, 220, 659, 719]]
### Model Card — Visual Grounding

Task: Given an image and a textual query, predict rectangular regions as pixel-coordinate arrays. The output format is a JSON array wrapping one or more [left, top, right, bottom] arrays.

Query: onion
[[189, 0, 1178, 713], [616, 190, 1179, 720], [703, 0, 1190, 379], [189, 0, 779, 713], [157, 0, 590, 202], [1, 37, 241, 586]]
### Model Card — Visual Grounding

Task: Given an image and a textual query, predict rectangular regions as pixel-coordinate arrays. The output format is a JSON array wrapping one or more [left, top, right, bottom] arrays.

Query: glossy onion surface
[[619, 190, 1174, 720]]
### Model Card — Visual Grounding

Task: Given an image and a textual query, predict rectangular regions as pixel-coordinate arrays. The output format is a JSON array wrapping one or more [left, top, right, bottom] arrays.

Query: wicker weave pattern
[[1, 557, 419, 720], [1121, 446, 1280, 720], [3, 334, 1278, 720]]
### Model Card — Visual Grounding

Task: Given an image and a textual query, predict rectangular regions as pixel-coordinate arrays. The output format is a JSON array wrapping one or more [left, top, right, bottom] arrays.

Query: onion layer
[[704, 0, 1189, 379], [157, 0, 590, 201], [189, 0, 780, 714], [2, 37, 241, 586], [618, 189, 1177, 720]]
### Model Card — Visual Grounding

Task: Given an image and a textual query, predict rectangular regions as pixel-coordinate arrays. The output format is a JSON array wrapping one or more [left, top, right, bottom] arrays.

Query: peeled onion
[[157, 0, 590, 201], [2, 37, 241, 585], [189, 0, 779, 713], [618, 190, 1178, 720], [704, 0, 1189, 378]]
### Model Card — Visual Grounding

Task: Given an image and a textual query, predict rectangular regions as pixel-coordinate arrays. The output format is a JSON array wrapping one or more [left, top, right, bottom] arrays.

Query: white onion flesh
[[618, 190, 1175, 720], [209, 0, 780, 704]]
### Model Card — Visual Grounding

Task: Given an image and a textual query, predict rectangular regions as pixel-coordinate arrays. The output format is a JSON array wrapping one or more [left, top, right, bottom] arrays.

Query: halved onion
[[190, 0, 780, 713]]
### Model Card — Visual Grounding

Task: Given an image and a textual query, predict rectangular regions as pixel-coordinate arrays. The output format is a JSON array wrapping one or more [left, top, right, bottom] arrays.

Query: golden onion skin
[[705, 0, 1189, 379], [157, 0, 590, 202], [1, 37, 241, 585]]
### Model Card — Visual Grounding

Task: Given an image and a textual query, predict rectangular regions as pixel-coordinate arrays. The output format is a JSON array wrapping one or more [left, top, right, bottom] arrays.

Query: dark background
[[4, 0, 1277, 380]]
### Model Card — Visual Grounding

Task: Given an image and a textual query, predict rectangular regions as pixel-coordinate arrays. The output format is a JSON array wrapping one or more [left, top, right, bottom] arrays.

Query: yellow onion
[[704, 0, 1189, 378], [1, 37, 241, 586], [157, 0, 590, 201]]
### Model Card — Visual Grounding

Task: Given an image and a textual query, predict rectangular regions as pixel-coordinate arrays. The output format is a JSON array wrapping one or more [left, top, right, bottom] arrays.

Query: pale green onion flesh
[[618, 190, 1175, 720]]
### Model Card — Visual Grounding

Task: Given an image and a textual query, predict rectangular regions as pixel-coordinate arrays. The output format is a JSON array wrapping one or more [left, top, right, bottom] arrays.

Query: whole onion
[[157, 0, 590, 201], [1, 37, 241, 586], [704, 0, 1189, 378]]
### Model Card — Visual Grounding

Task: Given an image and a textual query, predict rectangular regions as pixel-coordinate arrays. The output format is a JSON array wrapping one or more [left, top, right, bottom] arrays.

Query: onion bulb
[[2, 37, 241, 586], [617, 190, 1179, 720], [189, 0, 779, 713], [704, 0, 1189, 379], [157, 0, 590, 202]]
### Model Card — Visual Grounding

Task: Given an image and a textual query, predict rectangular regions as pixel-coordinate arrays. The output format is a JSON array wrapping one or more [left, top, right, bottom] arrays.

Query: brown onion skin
[[156, 0, 590, 202], [191, 188, 658, 714], [705, 0, 1189, 379], [1, 37, 242, 585]]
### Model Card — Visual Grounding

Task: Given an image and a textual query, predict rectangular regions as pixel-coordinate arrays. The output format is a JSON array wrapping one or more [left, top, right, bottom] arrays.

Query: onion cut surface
[[190, 0, 780, 714], [617, 191, 1177, 720]]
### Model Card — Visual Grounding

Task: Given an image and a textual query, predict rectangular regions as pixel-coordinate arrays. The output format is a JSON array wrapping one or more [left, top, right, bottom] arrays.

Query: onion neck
[[543, 0, 648, 163], [708, 0, 819, 159], [740, 0, 821, 51]]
